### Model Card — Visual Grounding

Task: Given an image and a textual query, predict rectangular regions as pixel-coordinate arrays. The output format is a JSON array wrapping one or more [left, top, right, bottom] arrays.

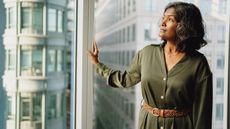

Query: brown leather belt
[[143, 102, 190, 118]]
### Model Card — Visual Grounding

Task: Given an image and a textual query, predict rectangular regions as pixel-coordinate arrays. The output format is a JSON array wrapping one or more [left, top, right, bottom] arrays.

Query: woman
[[88, 2, 212, 129]]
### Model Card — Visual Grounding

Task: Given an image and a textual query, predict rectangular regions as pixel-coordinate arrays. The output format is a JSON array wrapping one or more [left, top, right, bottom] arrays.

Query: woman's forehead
[[164, 8, 176, 16]]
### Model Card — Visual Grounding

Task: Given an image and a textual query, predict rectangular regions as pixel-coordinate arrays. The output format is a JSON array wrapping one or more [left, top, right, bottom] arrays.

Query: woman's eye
[[168, 18, 174, 22]]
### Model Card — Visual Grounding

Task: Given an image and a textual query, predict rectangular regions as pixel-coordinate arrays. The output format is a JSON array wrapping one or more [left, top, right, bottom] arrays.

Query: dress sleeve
[[95, 51, 141, 88], [192, 56, 213, 129]]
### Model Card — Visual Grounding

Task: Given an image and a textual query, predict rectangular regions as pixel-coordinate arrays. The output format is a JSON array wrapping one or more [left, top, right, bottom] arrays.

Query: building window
[[132, 24, 136, 41], [58, 10, 64, 32], [47, 49, 56, 72], [48, 8, 56, 32], [20, 46, 43, 76], [219, 0, 227, 14], [5, 49, 16, 71], [21, 98, 31, 120], [200, 0, 211, 14], [48, 94, 57, 119], [216, 54, 224, 69], [132, 0, 136, 12], [144, 23, 157, 41], [217, 25, 225, 43], [21, 3, 43, 34], [216, 78, 224, 95], [47, 49, 64, 72], [20, 93, 42, 121], [145, 0, 157, 11], [216, 104, 223, 120], [6, 96, 14, 120], [6, 7, 16, 29], [57, 50, 64, 71], [48, 8, 64, 32], [32, 94, 42, 121]]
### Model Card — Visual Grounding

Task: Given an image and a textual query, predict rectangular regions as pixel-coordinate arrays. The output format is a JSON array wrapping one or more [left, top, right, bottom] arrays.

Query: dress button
[[160, 126, 164, 129], [161, 96, 164, 99], [163, 77, 166, 81]]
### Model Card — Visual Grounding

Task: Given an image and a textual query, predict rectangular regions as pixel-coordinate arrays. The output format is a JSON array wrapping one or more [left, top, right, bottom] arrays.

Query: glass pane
[[21, 99, 30, 120], [21, 50, 31, 75], [93, 1, 229, 129], [8, 49, 16, 70], [57, 50, 63, 71], [58, 10, 63, 32], [33, 7, 43, 34], [1, 0, 73, 129], [21, 7, 30, 28], [9, 7, 16, 28], [48, 8, 57, 32], [48, 94, 57, 119], [47, 49, 56, 72], [32, 48, 43, 76], [32, 93, 42, 121]]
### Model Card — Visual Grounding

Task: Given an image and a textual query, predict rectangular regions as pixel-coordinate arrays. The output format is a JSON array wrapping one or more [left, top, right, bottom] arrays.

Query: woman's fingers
[[93, 39, 99, 55]]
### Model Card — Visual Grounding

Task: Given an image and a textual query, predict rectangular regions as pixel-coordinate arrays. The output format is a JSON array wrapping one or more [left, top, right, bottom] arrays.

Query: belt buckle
[[159, 109, 165, 118]]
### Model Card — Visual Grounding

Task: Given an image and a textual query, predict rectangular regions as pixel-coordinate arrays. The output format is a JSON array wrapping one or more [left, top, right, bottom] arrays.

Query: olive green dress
[[96, 44, 212, 129]]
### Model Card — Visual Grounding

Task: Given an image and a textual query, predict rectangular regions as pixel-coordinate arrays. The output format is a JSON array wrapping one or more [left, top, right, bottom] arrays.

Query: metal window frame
[[73, 0, 94, 129], [225, 0, 230, 129]]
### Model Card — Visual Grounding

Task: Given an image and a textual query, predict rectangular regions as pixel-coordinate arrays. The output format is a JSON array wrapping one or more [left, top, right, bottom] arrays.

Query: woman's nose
[[160, 18, 167, 27]]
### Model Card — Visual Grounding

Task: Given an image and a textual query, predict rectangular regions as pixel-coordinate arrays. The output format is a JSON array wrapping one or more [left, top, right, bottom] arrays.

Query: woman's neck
[[164, 42, 178, 54]]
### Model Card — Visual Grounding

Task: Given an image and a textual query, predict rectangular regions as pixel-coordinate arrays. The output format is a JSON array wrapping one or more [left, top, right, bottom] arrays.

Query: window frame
[[226, 0, 230, 128], [73, 0, 94, 129]]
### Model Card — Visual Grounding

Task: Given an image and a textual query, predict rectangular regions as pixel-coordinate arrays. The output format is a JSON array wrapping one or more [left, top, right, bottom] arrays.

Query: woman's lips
[[160, 29, 166, 33]]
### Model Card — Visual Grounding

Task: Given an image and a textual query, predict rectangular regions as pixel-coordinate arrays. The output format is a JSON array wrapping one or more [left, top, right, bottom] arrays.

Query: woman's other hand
[[88, 39, 100, 65]]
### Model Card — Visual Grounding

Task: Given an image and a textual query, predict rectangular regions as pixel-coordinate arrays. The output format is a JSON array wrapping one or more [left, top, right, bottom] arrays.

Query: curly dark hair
[[164, 2, 207, 52]]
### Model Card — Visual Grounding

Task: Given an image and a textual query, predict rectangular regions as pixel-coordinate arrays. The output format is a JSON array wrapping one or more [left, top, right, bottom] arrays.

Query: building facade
[[93, 0, 227, 129], [3, 0, 67, 129]]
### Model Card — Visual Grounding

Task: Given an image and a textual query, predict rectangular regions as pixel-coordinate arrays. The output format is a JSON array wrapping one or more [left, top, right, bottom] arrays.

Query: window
[[58, 10, 64, 32], [216, 78, 224, 95], [48, 9, 57, 32], [32, 94, 42, 121], [6, 7, 16, 29], [5, 49, 16, 71], [20, 46, 43, 76], [57, 50, 64, 71], [75, 0, 229, 129], [200, 0, 211, 14], [21, 3, 43, 34], [132, 24, 136, 41], [144, 23, 158, 41], [217, 25, 225, 43], [21, 98, 30, 120], [6, 96, 15, 120], [145, 0, 157, 11], [48, 94, 57, 119], [21, 93, 42, 123], [48, 8, 64, 32], [47, 49, 56, 72], [216, 54, 224, 69], [219, 0, 227, 14], [216, 104, 223, 120], [47, 49, 64, 72]]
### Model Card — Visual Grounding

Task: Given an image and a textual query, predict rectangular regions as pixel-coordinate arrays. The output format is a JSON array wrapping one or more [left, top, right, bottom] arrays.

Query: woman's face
[[159, 7, 178, 41]]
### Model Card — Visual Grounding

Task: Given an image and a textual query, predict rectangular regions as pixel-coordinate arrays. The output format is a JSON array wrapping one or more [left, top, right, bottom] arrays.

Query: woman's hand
[[88, 39, 100, 65]]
